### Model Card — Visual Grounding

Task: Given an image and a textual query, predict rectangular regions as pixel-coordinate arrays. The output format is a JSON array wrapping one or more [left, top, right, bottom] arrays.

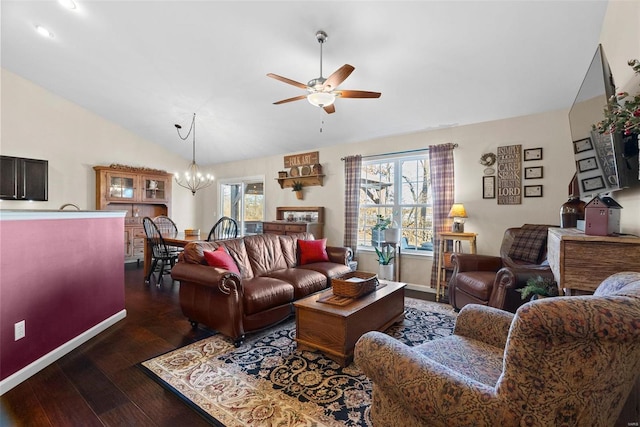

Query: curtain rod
[[340, 144, 458, 161]]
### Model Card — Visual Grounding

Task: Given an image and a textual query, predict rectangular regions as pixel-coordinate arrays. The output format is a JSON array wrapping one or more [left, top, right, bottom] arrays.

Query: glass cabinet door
[[106, 173, 137, 201], [141, 175, 169, 202]]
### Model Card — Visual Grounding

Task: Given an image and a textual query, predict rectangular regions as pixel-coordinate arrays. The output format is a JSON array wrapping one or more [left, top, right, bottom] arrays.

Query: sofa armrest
[[326, 246, 353, 265], [355, 331, 502, 425], [451, 253, 503, 273], [171, 261, 242, 292], [488, 267, 555, 313], [453, 304, 514, 349]]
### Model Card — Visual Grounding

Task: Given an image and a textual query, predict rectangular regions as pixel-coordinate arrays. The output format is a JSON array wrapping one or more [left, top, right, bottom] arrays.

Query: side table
[[436, 232, 477, 302]]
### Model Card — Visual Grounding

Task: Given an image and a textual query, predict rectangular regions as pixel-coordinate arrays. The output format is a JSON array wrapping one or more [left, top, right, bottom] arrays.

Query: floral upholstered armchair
[[355, 272, 640, 426]]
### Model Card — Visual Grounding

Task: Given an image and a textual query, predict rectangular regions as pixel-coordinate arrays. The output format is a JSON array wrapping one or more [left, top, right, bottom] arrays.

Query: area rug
[[140, 298, 456, 426]]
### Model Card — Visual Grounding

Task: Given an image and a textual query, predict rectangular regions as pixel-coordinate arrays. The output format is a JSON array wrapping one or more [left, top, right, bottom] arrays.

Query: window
[[219, 177, 264, 235], [357, 154, 433, 253]]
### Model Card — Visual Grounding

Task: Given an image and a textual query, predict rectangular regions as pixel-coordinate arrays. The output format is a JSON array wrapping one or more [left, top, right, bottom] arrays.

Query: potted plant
[[517, 276, 559, 301], [375, 245, 395, 280], [371, 215, 391, 246], [292, 181, 304, 200], [593, 58, 640, 136]]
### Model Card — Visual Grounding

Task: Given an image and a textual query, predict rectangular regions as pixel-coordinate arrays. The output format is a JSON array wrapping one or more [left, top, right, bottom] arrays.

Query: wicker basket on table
[[332, 271, 379, 298]]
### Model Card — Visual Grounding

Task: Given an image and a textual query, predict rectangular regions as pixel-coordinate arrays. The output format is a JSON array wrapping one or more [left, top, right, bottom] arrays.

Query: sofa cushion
[[242, 276, 294, 316], [298, 238, 329, 265], [266, 268, 328, 299], [415, 335, 503, 387], [507, 224, 549, 264], [203, 246, 240, 274], [244, 234, 288, 277], [298, 262, 352, 280]]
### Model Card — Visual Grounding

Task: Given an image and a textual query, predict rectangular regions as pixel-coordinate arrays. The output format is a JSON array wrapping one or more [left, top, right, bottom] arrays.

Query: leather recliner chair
[[449, 225, 556, 313]]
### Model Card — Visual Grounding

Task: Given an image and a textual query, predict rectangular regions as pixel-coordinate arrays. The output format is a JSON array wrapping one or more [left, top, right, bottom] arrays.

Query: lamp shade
[[448, 203, 467, 218]]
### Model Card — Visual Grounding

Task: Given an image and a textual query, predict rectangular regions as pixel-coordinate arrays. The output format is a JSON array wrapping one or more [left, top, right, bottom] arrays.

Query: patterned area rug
[[140, 298, 456, 426]]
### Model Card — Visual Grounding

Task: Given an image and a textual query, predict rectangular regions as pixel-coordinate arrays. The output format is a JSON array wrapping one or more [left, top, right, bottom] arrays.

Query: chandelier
[[174, 113, 214, 196]]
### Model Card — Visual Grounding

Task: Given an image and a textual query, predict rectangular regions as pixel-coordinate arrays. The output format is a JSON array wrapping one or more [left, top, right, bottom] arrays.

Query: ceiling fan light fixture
[[307, 91, 335, 107]]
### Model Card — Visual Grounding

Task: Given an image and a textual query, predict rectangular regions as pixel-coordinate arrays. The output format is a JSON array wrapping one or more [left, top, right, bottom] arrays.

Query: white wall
[[1, 69, 197, 230], [203, 107, 576, 288]]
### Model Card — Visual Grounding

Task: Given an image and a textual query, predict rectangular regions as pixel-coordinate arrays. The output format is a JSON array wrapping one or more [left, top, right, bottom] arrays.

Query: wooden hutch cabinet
[[263, 206, 324, 239], [94, 165, 173, 263]]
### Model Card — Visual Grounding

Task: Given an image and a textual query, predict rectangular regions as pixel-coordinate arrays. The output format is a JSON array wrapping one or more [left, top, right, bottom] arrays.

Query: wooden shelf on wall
[[276, 174, 325, 189]]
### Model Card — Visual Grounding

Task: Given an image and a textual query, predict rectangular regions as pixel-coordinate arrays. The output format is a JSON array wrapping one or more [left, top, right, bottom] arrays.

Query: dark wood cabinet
[[263, 206, 324, 239], [0, 155, 48, 201]]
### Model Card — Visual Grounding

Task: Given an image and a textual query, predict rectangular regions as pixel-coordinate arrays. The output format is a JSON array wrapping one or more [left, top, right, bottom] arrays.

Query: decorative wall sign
[[573, 137, 593, 154], [582, 175, 606, 193], [524, 166, 543, 179], [483, 176, 496, 199], [497, 144, 522, 205], [524, 185, 543, 197], [577, 157, 598, 173], [284, 151, 319, 168], [524, 148, 543, 161]]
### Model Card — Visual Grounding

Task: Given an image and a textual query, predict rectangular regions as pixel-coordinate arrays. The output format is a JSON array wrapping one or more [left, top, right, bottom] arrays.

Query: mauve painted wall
[[0, 215, 125, 380]]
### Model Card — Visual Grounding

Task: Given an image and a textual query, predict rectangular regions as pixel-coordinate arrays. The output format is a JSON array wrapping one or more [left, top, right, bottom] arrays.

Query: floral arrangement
[[593, 59, 640, 136]]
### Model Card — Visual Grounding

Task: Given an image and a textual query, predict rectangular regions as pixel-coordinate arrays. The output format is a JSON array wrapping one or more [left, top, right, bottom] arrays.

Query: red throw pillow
[[298, 238, 329, 265], [203, 246, 240, 274]]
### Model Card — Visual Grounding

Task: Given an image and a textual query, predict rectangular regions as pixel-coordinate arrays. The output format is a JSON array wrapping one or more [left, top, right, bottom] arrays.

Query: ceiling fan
[[267, 30, 381, 114]]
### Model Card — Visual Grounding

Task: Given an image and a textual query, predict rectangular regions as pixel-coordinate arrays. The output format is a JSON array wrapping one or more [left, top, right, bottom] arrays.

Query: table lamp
[[448, 203, 468, 233]]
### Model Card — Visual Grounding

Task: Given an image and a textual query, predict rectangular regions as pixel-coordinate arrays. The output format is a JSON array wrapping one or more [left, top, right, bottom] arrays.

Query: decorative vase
[[379, 264, 394, 281], [560, 197, 585, 228], [295, 190, 303, 200], [384, 227, 401, 243]]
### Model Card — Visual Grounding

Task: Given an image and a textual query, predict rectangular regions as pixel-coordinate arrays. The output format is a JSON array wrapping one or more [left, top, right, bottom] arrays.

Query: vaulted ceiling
[[1, 1, 608, 165]]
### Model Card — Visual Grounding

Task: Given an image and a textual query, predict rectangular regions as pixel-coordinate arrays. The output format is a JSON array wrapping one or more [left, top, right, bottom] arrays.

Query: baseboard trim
[[405, 283, 437, 293], [0, 309, 127, 395]]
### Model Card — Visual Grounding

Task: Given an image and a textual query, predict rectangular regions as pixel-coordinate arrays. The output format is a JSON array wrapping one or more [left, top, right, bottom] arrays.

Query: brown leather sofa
[[170, 232, 352, 345], [449, 225, 556, 313]]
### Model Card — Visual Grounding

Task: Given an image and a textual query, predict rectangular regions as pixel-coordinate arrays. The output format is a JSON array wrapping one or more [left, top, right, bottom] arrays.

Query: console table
[[263, 206, 324, 239], [436, 232, 477, 302], [547, 227, 640, 295]]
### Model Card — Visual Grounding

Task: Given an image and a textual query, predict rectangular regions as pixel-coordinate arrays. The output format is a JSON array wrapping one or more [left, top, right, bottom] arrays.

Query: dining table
[[143, 232, 204, 279]]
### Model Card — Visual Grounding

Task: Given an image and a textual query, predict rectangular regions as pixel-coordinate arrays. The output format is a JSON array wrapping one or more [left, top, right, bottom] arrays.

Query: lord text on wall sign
[[284, 151, 319, 168], [497, 144, 522, 205]]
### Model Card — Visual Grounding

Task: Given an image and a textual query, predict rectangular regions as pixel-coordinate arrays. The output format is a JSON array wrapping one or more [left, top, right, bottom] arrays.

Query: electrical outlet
[[14, 320, 25, 341]]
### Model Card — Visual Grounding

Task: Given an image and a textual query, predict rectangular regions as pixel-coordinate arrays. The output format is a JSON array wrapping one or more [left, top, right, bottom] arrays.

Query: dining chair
[[142, 216, 181, 286], [207, 216, 239, 241]]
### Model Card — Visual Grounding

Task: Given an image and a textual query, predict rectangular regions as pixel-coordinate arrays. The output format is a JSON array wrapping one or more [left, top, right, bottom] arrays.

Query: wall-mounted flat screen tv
[[568, 44, 639, 198]]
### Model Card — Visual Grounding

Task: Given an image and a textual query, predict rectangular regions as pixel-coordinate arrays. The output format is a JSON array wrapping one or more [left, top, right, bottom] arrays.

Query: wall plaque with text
[[284, 151, 319, 168], [497, 144, 522, 205]]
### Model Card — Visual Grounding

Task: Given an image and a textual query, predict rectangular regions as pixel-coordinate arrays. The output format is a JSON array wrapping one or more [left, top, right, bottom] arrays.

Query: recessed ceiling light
[[35, 25, 54, 38], [58, 0, 77, 10]]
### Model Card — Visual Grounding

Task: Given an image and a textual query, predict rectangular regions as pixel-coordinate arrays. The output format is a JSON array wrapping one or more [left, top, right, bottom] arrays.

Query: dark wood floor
[[1, 264, 216, 427], [2, 266, 637, 426]]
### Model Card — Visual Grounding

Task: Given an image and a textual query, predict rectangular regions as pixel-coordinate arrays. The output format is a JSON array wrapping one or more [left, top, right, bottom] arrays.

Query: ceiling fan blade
[[267, 73, 308, 89], [323, 104, 336, 114], [323, 64, 355, 90], [273, 95, 307, 105], [335, 90, 382, 99]]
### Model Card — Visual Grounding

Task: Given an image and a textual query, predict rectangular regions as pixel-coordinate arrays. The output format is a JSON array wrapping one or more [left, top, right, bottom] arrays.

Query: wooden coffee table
[[293, 280, 406, 367]]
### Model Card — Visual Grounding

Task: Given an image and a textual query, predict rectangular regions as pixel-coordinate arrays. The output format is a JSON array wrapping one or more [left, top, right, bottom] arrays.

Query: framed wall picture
[[524, 185, 543, 197], [524, 166, 544, 179], [482, 176, 495, 199], [577, 157, 599, 173], [573, 137, 593, 154], [523, 148, 543, 161], [582, 175, 606, 192]]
